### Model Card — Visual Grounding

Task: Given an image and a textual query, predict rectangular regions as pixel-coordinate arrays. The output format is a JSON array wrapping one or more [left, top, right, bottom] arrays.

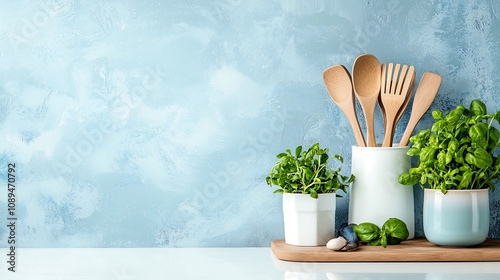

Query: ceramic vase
[[423, 188, 489, 246], [348, 145, 415, 238]]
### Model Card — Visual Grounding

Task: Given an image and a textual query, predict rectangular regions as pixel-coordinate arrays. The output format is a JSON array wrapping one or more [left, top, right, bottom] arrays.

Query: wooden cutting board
[[271, 238, 500, 262]]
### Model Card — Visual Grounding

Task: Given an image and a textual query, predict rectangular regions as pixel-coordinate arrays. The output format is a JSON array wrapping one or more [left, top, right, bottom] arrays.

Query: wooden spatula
[[399, 72, 442, 146]]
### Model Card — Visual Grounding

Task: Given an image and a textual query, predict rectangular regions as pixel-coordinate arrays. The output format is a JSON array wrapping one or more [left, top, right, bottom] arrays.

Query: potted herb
[[266, 142, 354, 246], [398, 99, 500, 246]]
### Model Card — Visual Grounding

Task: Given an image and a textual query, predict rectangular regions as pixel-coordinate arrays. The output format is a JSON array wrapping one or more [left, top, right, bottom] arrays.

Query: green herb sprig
[[266, 143, 354, 198], [398, 99, 500, 194], [353, 218, 409, 248]]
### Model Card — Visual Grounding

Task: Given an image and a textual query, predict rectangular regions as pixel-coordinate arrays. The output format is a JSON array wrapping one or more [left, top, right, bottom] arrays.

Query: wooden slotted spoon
[[380, 63, 414, 147]]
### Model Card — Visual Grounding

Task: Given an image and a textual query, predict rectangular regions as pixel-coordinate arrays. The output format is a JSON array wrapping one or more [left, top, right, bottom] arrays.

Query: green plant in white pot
[[399, 99, 500, 246], [266, 142, 354, 246]]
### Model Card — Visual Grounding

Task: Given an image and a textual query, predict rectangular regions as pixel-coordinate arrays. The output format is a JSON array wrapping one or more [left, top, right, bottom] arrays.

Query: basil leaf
[[494, 111, 500, 124], [420, 147, 437, 163], [295, 146, 302, 157], [429, 134, 439, 147], [459, 170, 473, 189], [431, 120, 446, 133], [455, 145, 468, 164], [445, 106, 464, 124], [353, 223, 380, 243], [489, 127, 500, 151], [277, 152, 288, 159], [435, 151, 444, 168], [448, 138, 459, 154], [398, 173, 420, 185], [432, 110, 444, 120], [469, 123, 488, 148], [466, 148, 493, 169], [445, 139, 458, 164], [407, 147, 420, 156], [470, 99, 487, 116], [382, 218, 409, 241], [309, 189, 318, 199]]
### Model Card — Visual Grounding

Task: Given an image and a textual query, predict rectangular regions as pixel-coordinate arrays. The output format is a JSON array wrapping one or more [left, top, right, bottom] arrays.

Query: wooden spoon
[[352, 54, 381, 147], [399, 72, 442, 146], [323, 65, 366, 147], [379, 63, 414, 147]]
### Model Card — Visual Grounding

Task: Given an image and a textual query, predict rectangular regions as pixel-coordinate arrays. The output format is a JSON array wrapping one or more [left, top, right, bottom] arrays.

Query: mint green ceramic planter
[[423, 189, 489, 247]]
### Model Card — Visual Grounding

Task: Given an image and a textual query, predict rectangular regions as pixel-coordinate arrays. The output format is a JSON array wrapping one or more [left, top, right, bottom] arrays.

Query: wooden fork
[[380, 63, 415, 147]]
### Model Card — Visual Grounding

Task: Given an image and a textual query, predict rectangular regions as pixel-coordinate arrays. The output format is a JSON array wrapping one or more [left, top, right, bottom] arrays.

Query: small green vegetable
[[266, 143, 354, 198], [353, 218, 409, 248]]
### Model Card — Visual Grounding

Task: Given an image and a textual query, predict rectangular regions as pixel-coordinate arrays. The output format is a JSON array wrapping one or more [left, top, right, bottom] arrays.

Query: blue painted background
[[1, 0, 500, 247]]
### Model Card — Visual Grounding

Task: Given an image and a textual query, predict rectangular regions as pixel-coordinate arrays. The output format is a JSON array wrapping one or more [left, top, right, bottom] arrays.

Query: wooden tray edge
[[271, 238, 500, 262]]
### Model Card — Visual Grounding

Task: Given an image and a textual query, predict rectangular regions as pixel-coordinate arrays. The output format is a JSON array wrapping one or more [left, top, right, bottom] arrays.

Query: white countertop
[[1, 247, 500, 280]]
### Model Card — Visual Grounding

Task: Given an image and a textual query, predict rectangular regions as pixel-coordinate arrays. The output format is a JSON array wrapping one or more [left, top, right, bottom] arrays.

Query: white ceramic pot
[[423, 189, 489, 246], [348, 145, 415, 239], [282, 193, 336, 246]]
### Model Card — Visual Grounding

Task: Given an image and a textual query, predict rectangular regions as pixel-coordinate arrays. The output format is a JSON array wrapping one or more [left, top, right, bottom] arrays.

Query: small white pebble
[[326, 236, 347, 251]]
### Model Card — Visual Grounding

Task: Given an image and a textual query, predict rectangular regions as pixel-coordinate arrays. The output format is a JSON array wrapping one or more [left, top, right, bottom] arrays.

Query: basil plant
[[266, 143, 354, 199], [398, 99, 500, 194]]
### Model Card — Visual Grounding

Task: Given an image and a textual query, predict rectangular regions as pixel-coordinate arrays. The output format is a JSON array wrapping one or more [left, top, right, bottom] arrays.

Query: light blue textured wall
[[1, 0, 500, 247]]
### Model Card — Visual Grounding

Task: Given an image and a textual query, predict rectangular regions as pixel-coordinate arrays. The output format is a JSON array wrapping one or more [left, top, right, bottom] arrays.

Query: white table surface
[[1, 247, 500, 280]]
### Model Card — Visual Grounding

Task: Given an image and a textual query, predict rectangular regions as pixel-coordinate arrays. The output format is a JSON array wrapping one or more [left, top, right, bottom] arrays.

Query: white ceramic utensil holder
[[348, 145, 415, 239]]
